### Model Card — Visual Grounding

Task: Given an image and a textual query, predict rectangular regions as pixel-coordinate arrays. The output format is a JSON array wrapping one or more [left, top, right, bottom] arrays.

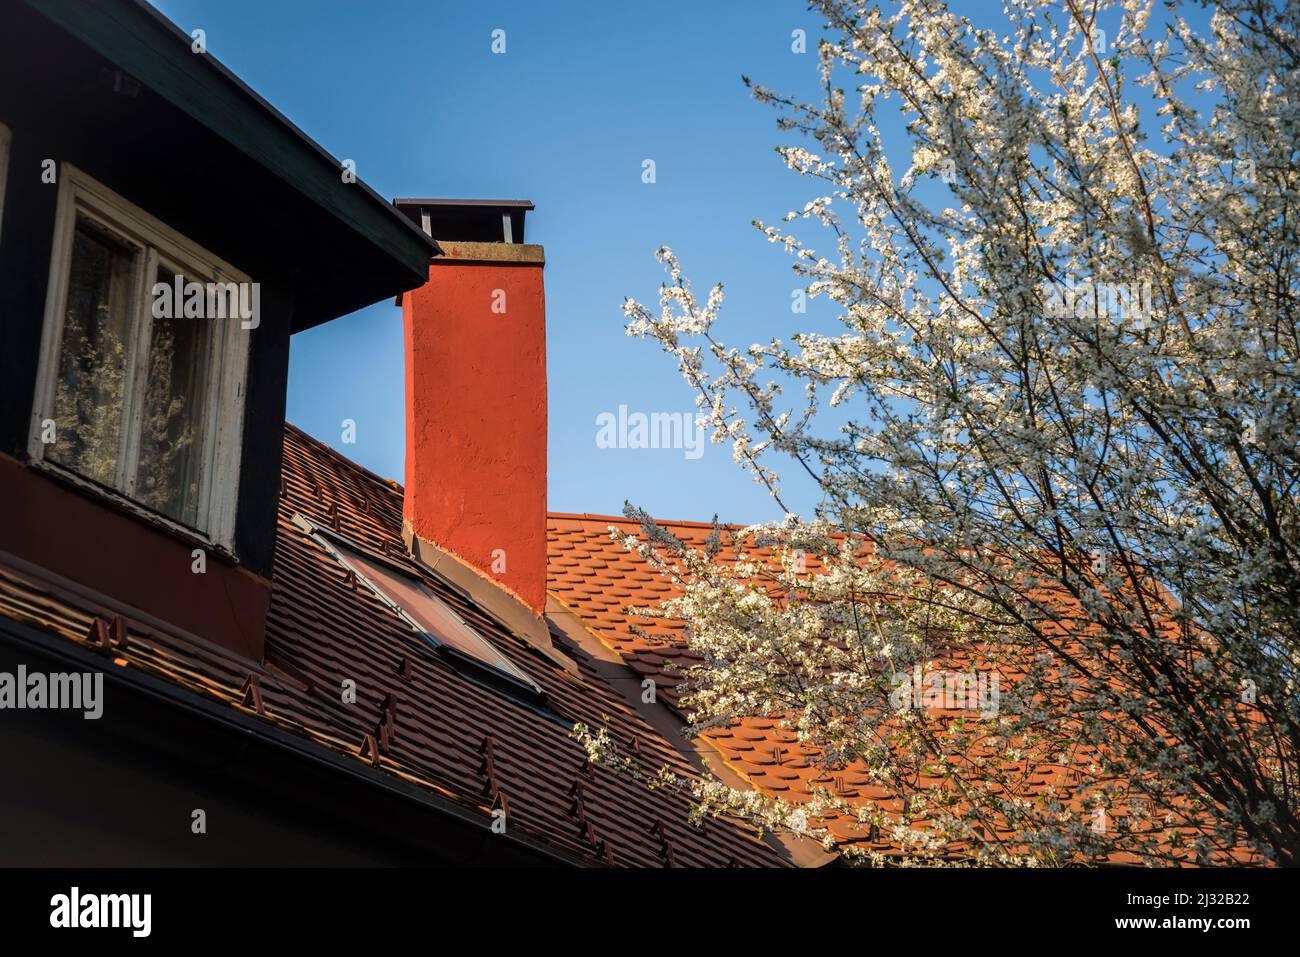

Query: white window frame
[[0, 122, 11, 242], [28, 164, 251, 551]]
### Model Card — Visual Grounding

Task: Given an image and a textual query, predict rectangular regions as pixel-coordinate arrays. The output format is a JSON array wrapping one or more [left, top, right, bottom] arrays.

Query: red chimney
[[396, 200, 548, 619]]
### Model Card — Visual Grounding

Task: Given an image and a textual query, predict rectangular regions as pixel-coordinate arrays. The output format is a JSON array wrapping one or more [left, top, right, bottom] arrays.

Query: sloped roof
[[546, 512, 1268, 864], [547, 513, 891, 850], [0, 428, 785, 868]]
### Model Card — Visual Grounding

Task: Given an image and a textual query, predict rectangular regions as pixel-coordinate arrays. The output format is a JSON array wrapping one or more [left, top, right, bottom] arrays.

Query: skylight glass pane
[[330, 539, 539, 693]]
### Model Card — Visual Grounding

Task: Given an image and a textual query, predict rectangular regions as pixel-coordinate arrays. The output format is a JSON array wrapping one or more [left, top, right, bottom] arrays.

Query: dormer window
[[27, 165, 251, 548]]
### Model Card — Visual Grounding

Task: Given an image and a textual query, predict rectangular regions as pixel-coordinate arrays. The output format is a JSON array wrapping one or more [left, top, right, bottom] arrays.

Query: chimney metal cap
[[393, 198, 534, 244]]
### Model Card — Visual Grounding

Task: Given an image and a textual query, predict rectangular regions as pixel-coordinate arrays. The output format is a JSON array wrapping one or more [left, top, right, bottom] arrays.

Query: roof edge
[[26, 0, 439, 283], [548, 511, 746, 531]]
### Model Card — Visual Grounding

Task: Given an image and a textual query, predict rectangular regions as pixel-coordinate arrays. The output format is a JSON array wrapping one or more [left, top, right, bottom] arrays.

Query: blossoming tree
[[604, 0, 1299, 865]]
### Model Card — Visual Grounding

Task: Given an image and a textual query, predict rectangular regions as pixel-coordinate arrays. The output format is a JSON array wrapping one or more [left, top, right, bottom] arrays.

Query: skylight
[[302, 520, 542, 697]]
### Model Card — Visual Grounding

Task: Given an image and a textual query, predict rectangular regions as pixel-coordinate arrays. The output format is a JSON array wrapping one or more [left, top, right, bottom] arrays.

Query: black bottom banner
[[0, 865, 1287, 944]]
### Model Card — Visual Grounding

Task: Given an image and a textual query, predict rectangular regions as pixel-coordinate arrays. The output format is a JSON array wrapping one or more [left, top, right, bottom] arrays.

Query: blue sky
[[150, 0, 833, 524]]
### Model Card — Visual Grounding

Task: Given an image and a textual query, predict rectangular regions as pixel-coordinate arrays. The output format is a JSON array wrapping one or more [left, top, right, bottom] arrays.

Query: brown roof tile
[[0, 428, 785, 868]]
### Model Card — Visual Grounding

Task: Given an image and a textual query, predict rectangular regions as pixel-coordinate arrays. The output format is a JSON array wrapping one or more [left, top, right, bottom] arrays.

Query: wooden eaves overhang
[[20, 0, 440, 330]]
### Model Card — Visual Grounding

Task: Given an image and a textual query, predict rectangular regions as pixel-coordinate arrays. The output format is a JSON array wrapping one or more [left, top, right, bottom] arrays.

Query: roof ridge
[[284, 422, 405, 499], [547, 511, 747, 531], [274, 440, 756, 534]]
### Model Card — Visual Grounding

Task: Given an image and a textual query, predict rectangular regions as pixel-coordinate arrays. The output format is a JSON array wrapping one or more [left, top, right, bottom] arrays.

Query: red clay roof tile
[[544, 512, 1266, 864]]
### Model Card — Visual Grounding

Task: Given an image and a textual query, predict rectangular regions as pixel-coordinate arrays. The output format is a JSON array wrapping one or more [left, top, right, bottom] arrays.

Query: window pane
[[134, 264, 211, 527], [48, 216, 137, 488], [331, 539, 541, 692]]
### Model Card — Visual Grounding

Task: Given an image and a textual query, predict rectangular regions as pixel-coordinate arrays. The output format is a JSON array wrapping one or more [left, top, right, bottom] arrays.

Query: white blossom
[[610, 0, 1298, 866]]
